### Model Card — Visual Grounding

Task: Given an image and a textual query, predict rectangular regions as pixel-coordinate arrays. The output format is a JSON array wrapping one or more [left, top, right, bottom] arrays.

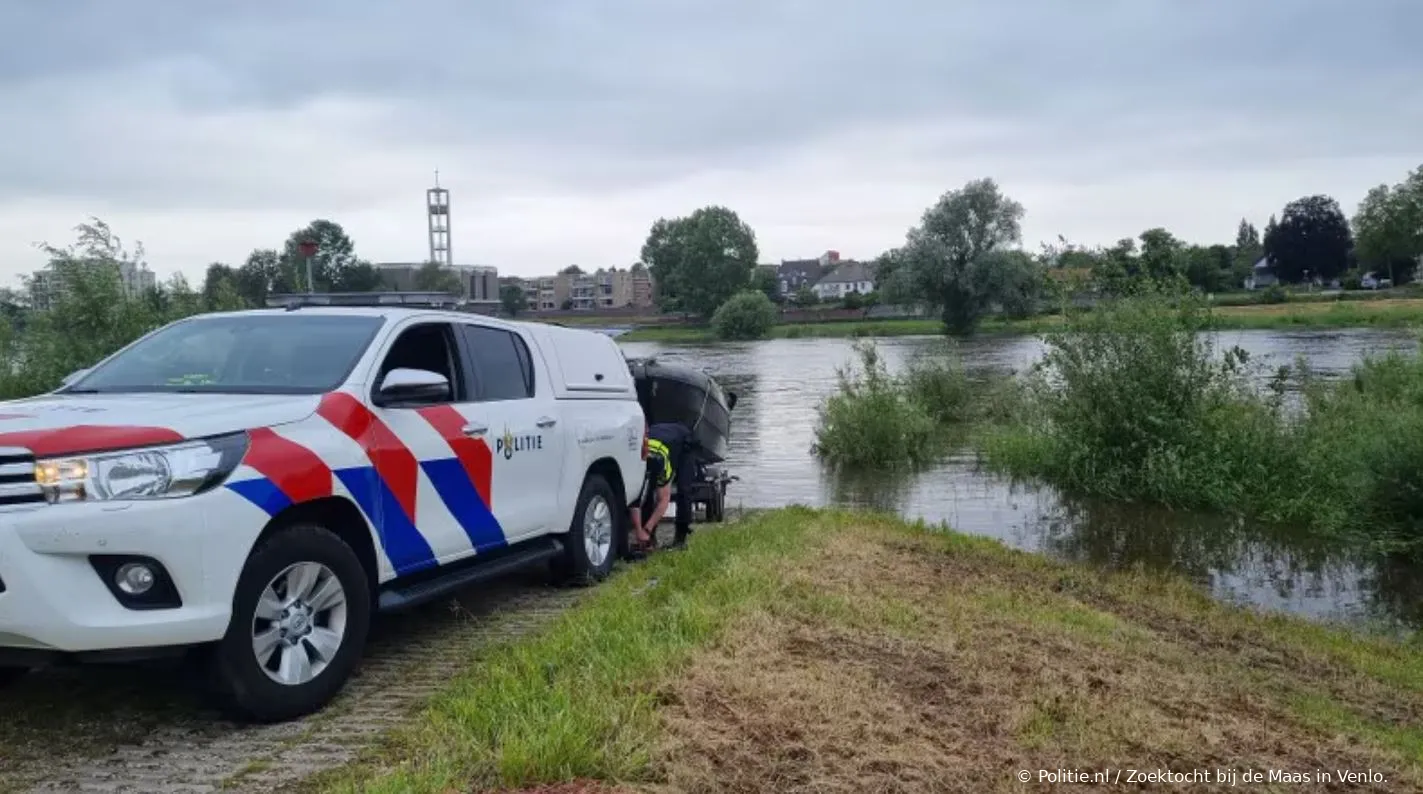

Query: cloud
[[0, 0, 1419, 282]]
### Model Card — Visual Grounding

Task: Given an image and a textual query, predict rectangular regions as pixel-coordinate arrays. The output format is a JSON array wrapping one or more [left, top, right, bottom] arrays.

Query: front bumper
[[0, 490, 267, 654]]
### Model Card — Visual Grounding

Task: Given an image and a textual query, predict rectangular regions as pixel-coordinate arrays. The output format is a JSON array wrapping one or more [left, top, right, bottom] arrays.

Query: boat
[[625, 356, 737, 464]]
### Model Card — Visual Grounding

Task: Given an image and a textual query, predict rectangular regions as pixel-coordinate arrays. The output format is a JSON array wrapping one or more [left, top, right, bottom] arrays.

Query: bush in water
[[980, 283, 1423, 547], [813, 341, 1008, 468], [711, 290, 779, 341]]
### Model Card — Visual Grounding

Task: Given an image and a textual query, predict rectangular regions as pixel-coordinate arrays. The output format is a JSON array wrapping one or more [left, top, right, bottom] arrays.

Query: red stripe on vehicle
[[317, 392, 419, 522], [0, 425, 185, 457], [415, 404, 494, 509], [241, 427, 333, 503]]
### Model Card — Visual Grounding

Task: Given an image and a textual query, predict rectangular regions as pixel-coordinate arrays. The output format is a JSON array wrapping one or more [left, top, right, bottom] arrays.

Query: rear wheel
[[554, 474, 620, 586], [207, 523, 371, 723]]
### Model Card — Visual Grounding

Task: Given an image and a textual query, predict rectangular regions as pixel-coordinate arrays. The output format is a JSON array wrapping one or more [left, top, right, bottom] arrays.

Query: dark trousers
[[640, 452, 695, 540]]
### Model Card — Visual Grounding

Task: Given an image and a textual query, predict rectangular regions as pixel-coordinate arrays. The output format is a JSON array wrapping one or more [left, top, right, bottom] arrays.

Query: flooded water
[[618, 327, 1423, 635]]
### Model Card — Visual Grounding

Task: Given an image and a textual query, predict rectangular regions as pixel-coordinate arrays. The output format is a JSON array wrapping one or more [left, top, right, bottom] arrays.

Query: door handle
[[536, 416, 557, 428], [462, 423, 488, 436]]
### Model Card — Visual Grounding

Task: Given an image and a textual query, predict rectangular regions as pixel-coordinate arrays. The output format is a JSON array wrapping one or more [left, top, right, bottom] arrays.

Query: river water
[[618, 327, 1423, 635]]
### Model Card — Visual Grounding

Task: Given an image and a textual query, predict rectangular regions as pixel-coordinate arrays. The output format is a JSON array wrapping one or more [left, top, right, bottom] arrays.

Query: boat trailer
[[682, 462, 738, 523]]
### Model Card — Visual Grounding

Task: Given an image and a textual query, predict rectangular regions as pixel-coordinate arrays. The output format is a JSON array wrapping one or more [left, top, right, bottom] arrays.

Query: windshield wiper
[[61, 388, 101, 394]]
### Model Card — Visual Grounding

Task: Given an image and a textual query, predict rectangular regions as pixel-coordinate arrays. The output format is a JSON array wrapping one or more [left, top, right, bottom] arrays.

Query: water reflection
[[619, 329, 1423, 633]]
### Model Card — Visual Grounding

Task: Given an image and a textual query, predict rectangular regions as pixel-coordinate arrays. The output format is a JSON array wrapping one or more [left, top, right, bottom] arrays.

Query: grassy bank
[[305, 508, 1423, 793], [613, 297, 1423, 344]]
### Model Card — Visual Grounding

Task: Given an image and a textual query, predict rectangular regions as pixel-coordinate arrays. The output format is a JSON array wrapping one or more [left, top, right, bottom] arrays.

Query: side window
[[375, 322, 462, 403], [459, 325, 535, 401]]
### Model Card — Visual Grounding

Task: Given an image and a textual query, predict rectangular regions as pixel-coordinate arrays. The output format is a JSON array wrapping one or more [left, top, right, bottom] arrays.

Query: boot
[[670, 524, 692, 550]]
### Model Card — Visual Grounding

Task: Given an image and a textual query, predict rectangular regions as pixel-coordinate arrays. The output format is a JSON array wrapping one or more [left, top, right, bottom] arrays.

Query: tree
[[280, 220, 382, 293], [1353, 168, 1423, 285], [891, 178, 1027, 334], [560, 265, 584, 276], [791, 285, 818, 307], [200, 263, 248, 310], [711, 290, 778, 340], [1137, 228, 1185, 283], [1233, 218, 1263, 272], [413, 261, 463, 294], [500, 283, 527, 316], [1183, 244, 1236, 293], [751, 266, 780, 302], [1263, 196, 1353, 283], [640, 206, 759, 318], [235, 249, 286, 306]]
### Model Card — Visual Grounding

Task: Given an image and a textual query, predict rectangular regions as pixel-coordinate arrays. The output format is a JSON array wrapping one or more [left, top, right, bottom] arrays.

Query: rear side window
[[459, 324, 535, 401]]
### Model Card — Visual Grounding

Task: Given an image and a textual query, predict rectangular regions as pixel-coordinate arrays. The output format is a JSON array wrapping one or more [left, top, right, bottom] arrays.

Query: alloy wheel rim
[[251, 561, 348, 686]]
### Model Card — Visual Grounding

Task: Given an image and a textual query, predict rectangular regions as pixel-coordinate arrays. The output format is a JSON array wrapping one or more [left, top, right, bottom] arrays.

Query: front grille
[[0, 447, 45, 507]]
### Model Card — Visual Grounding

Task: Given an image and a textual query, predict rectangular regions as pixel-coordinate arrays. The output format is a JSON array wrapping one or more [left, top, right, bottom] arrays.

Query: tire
[[0, 666, 27, 689], [554, 474, 620, 586], [207, 523, 372, 723]]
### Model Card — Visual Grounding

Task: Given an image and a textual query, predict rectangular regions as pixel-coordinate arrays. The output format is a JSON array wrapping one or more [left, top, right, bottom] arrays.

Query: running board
[[377, 536, 565, 613]]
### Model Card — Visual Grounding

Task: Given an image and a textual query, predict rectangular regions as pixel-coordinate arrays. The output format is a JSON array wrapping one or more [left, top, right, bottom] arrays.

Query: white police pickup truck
[[0, 293, 647, 722]]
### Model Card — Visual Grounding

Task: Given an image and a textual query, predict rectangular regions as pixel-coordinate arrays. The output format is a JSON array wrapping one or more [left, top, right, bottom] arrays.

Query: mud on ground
[[643, 529, 1423, 794]]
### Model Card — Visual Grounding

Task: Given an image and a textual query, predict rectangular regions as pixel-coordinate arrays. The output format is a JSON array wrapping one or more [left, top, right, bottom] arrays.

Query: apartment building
[[28, 259, 157, 310], [504, 265, 654, 311]]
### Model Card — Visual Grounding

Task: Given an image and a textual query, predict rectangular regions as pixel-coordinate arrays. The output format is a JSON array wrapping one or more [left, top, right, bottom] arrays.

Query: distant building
[[27, 259, 156, 310], [503, 266, 655, 312], [810, 260, 875, 301], [1243, 257, 1277, 290], [374, 262, 499, 300], [776, 251, 839, 296]]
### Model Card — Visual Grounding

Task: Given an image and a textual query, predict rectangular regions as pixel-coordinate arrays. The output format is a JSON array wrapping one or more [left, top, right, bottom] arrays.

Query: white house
[[1243, 256, 1278, 290], [810, 261, 875, 300]]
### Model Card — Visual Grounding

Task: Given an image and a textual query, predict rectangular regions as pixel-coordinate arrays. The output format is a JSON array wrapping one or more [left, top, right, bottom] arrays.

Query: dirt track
[[0, 570, 585, 794]]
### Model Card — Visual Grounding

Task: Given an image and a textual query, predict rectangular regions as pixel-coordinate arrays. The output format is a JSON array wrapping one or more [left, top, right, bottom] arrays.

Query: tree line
[[642, 162, 1423, 336]]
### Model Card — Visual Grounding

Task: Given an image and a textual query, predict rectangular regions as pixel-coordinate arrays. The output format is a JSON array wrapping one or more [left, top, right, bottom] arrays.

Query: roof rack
[[264, 291, 465, 311]]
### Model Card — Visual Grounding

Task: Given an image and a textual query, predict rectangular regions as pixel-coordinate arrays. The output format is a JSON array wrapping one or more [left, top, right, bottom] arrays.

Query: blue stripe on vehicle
[[421, 457, 507, 553], [226, 477, 292, 516], [334, 466, 438, 577]]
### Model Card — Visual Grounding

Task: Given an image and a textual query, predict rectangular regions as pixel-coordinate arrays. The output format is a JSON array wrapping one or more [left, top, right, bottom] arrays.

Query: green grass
[[304, 508, 1423, 793]]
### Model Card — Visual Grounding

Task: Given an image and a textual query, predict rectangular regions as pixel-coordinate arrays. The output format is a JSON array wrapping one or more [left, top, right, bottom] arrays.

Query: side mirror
[[61, 368, 91, 387], [727, 391, 738, 411], [376, 368, 450, 404]]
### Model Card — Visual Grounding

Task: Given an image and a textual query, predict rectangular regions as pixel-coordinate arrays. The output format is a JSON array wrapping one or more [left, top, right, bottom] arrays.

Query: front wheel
[[207, 523, 372, 723], [553, 474, 620, 586]]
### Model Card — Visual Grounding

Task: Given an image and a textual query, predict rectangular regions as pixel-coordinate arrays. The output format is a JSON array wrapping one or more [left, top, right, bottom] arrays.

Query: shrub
[[813, 343, 938, 469], [1261, 284, 1288, 304], [979, 288, 1299, 510], [0, 221, 225, 400], [979, 283, 1423, 547], [711, 290, 778, 341]]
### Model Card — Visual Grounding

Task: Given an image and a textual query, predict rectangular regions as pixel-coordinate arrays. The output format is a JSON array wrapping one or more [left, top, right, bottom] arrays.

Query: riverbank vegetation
[[617, 296, 1423, 343], [977, 290, 1423, 549], [812, 342, 1012, 468], [303, 508, 1423, 793]]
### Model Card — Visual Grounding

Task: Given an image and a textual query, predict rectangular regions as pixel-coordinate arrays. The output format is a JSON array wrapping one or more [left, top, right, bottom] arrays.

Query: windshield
[[66, 314, 385, 395]]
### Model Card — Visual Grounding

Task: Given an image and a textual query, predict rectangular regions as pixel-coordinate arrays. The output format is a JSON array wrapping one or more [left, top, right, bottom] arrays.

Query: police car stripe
[[421, 459, 506, 552], [334, 467, 439, 577], [317, 393, 421, 524], [226, 476, 293, 516], [415, 405, 494, 509], [240, 427, 333, 502], [0, 424, 186, 458]]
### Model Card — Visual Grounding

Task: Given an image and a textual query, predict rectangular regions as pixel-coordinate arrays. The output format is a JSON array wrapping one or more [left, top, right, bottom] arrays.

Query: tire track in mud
[[9, 571, 585, 794]]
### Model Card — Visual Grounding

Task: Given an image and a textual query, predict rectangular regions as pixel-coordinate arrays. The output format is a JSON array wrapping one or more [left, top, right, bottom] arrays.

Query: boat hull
[[627, 358, 734, 464]]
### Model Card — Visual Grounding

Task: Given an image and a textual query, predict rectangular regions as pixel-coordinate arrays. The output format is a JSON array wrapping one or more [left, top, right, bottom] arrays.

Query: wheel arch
[[252, 496, 381, 604]]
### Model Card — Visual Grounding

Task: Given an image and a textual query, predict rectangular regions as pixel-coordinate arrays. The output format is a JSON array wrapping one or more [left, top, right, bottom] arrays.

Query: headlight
[[35, 432, 249, 504]]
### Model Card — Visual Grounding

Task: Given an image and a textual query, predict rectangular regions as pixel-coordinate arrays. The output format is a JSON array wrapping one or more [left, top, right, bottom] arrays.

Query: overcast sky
[[0, 0, 1419, 284]]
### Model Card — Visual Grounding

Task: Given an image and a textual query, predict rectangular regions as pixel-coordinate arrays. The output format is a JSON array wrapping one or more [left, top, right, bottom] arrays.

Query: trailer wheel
[[707, 485, 725, 523]]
